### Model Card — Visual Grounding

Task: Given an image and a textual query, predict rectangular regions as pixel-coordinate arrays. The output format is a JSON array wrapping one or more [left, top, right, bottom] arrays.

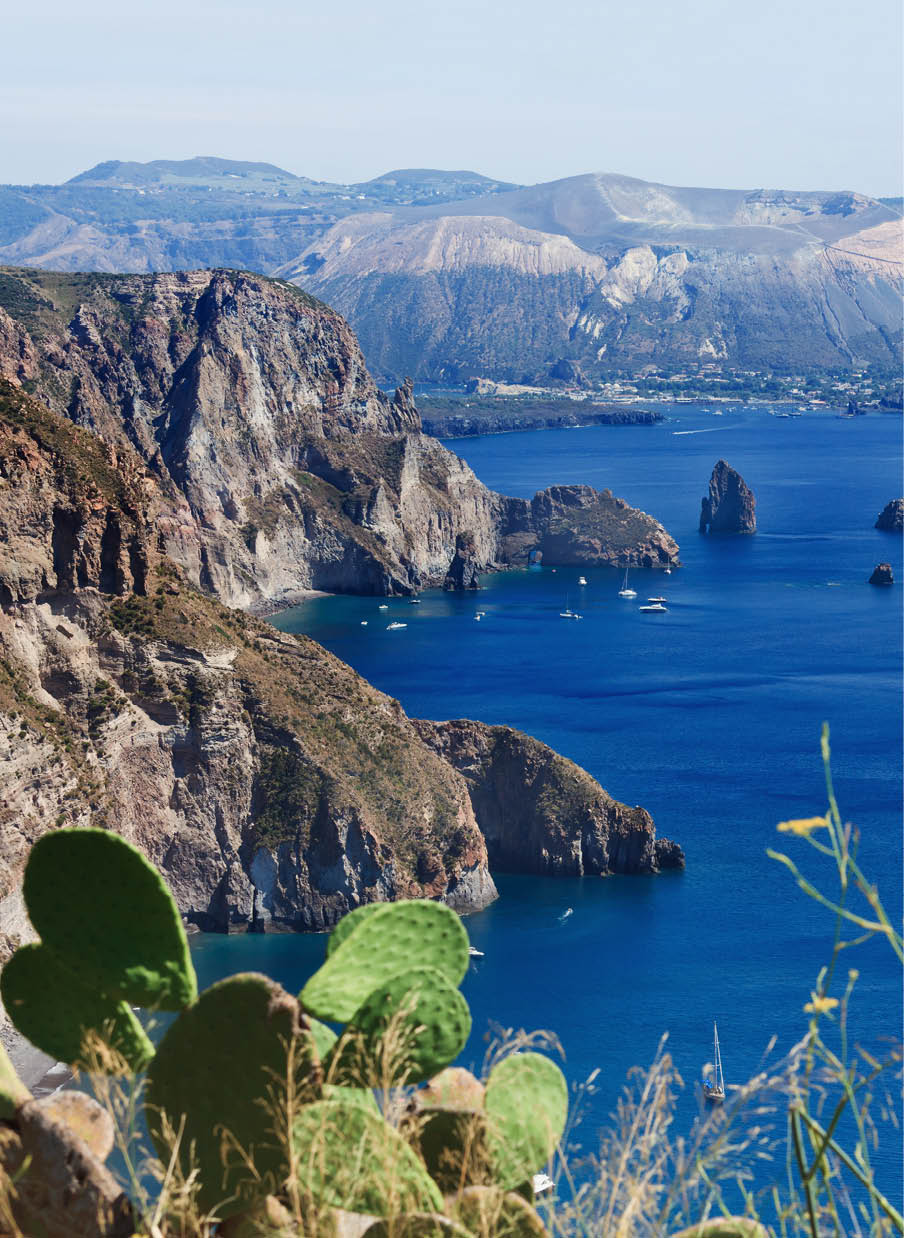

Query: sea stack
[[444, 531, 481, 589], [869, 563, 894, 585], [699, 460, 756, 534], [875, 500, 904, 532]]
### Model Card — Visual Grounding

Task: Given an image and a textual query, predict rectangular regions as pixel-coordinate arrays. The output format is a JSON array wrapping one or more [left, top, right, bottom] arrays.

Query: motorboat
[[378, 604, 389, 610], [468, 946, 484, 958], [647, 596, 668, 604], [386, 622, 407, 630], [360, 620, 368, 626], [639, 603, 667, 613], [618, 568, 637, 598], [578, 576, 588, 586], [532, 1173, 554, 1195], [408, 598, 421, 604]]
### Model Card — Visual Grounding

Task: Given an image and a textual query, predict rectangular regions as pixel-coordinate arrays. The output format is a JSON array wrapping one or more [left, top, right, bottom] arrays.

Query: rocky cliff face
[[284, 176, 902, 381], [868, 562, 894, 585], [0, 268, 678, 606], [0, 380, 497, 962], [412, 719, 684, 876], [699, 460, 756, 534], [875, 499, 903, 531], [0, 380, 683, 974]]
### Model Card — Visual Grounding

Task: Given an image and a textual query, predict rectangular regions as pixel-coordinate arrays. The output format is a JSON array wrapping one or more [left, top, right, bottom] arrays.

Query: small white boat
[[408, 598, 421, 605], [532, 1173, 555, 1196], [578, 576, 588, 586], [647, 596, 668, 604], [639, 603, 667, 613], [559, 610, 583, 620], [664, 568, 672, 575], [360, 620, 368, 626], [468, 946, 484, 958], [378, 604, 389, 610], [618, 568, 637, 599], [703, 1022, 726, 1105], [475, 611, 486, 617], [386, 622, 407, 630]]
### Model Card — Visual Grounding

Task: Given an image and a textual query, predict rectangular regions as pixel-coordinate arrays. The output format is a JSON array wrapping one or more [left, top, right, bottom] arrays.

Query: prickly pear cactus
[[325, 901, 384, 957], [292, 1097, 444, 1217], [326, 965, 471, 1087], [23, 828, 196, 1009], [1, 943, 153, 1072], [301, 900, 469, 1022], [449, 1184, 549, 1236], [363, 1215, 473, 1237], [484, 1053, 567, 1190], [146, 973, 318, 1219]]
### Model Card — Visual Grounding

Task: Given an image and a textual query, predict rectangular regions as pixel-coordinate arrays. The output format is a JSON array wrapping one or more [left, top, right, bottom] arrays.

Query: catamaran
[[618, 569, 637, 598], [703, 1022, 725, 1104]]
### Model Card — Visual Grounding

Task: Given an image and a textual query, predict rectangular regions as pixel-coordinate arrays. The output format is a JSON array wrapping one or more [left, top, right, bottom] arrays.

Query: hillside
[[0, 266, 678, 610], [0, 375, 681, 975], [284, 174, 903, 380], [0, 161, 899, 379]]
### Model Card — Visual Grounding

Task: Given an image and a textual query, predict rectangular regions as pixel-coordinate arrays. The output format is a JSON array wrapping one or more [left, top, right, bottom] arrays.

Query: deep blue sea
[[194, 404, 903, 1195]]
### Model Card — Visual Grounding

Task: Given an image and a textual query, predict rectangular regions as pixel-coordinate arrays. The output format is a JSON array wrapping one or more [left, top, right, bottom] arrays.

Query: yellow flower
[[777, 815, 829, 836], [804, 994, 839, 1015]]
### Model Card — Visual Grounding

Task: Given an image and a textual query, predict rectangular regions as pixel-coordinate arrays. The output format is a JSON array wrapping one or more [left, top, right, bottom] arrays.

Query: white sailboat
[[703, 1022, 725, 1105], [618, 568, 637, 598]]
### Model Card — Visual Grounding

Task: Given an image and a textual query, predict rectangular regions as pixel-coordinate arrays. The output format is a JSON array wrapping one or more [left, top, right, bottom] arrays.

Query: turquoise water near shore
[[198, 404, 902, 1192]]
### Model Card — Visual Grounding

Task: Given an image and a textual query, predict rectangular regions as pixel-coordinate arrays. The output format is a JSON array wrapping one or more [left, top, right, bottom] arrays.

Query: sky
[[1, 0, 901, 196]]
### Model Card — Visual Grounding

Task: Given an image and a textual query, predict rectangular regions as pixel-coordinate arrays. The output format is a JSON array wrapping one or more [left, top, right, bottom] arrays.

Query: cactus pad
[[325, 902, 384, 956], [300, 900, 469, 1023], [484, 1054, 567, 1189], [449, 1185, 548, 1237], [292, 1098, 443, 1216], [363, 1215, 472, 1237], [1, 943, 153, 1072], [412, 1106, 491, 1194], [327, 966, 471, 1087], [420, 1067, 485, 1111], [0, 1042, 30, 1118], [146, 973, 317, 1218], [307, 1016, 338, 1062], [23, 828, 196, 1010]]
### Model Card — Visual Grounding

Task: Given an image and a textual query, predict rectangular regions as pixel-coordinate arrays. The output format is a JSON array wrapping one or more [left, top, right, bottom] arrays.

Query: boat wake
[[672, 426, 737, 436]]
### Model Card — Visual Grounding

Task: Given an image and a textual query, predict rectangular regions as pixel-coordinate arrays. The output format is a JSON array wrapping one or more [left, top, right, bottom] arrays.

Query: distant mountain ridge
[[0, 158, 900, 378]]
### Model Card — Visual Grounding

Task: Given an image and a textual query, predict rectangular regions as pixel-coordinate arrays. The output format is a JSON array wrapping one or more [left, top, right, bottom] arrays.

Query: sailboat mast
[[714, 1022, 723, 1091]]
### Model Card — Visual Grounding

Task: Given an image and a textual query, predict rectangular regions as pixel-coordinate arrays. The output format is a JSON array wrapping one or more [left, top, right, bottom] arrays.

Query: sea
[[192, 402, 903, 1200]]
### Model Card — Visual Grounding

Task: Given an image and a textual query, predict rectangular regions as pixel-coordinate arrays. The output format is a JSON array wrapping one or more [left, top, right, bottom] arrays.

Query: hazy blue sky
[[2, 0, 901, 194]]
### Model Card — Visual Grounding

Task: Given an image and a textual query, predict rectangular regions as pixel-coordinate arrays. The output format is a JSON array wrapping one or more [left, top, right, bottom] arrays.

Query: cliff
[[0, 379, 496, 959], [283, 176, 902, 381], [699, 460, 756, 534], [875, 499, 903, 531], [0, 379, 683, 971], [0, 268, 678, 606], [412, 719, 684, 876], [1, 164, 899, 379]]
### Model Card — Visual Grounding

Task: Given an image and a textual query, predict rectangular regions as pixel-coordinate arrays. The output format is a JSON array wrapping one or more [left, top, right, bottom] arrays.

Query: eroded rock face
[[412, 719, 684, 876], [869, 562, 894, 585], [0, 383, 497, 975], [875, 499, 903, 531], [0, 269, 679, 605], [524, 484, 679, 568], [444, 532, 481, 590], [699, 460, 756, 534]]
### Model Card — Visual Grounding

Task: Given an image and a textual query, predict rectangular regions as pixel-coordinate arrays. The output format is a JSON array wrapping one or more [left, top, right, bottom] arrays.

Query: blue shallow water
[[199, 404, 902, 1192]]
